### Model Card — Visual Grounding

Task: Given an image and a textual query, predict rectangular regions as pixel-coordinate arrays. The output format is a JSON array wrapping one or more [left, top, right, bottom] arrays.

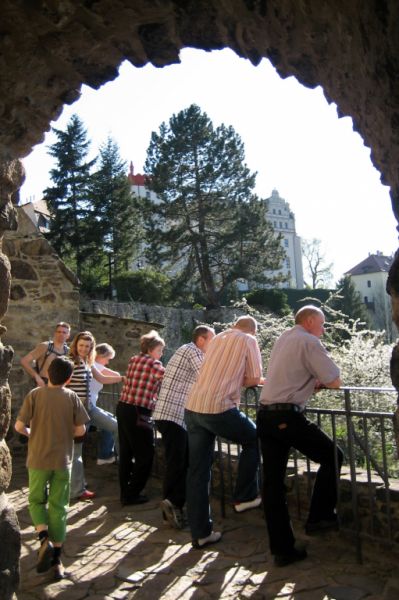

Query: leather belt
[[260, 403, 302, 413]]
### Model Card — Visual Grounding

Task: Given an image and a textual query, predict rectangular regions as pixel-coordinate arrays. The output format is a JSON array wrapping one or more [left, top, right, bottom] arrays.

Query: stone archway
[[1, 2, 399, 597], [1, 2, 399, 210]]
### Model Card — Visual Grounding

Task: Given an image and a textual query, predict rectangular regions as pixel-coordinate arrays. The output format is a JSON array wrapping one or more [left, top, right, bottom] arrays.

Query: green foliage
[[180, 324, 194, 344], [245, 288, 291, 315], [141, 104, 285, 308], [113, 268, 172, 304], [44, 114, 97, 279], [328, 275, 372, 330], [79, 256, 110, 296], [90, 137, 142, 276], [284, 288, 333, 310], [44, 117, 146, 293]]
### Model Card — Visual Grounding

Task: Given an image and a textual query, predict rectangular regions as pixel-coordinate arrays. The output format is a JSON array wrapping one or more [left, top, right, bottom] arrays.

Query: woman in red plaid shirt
[[117, 330, 165, 505]]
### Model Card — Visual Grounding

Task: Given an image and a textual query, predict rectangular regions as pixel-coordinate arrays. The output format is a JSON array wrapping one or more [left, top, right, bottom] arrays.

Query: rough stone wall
[[2, 208, 80, 409], [83, 299, 207, 362], [80, 311, 164, 374], [0, 160, 21, 600], [81, 299, 246, 362]]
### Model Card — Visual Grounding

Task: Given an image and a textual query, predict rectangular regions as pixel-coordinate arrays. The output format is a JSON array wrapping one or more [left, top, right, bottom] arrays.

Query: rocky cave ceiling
[[0, 0, 399, 230]]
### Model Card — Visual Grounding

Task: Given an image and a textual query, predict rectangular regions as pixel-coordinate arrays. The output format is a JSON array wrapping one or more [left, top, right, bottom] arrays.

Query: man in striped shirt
[[154, 325, 215, 529], [185, 316, 264, 549]]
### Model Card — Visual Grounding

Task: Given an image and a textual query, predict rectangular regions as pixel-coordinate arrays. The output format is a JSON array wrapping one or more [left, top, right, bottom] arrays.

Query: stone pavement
[[8, 451, 399, 600]]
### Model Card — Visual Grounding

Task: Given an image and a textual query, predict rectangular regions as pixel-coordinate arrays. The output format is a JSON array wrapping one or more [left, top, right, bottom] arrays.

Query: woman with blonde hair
[[68, 331, 123, 500]]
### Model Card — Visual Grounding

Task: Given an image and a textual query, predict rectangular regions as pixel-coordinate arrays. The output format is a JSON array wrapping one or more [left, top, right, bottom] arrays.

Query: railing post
[[344, 388, 362, 563]]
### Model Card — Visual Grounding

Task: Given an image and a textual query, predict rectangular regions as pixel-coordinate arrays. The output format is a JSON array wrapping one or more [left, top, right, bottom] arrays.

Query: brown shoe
[[52, 561, 66, 581]]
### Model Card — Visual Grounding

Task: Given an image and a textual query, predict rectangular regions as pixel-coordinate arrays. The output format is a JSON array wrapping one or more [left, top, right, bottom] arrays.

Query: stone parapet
[[207, 445, 399, 550]]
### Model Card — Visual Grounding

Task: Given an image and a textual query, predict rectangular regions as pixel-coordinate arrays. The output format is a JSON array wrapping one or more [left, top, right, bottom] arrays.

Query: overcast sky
[[20, 48, 398, 284]]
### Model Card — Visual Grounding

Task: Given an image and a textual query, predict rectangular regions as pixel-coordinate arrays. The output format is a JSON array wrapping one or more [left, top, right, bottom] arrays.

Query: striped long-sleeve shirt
[[186, 328, 263, 414]]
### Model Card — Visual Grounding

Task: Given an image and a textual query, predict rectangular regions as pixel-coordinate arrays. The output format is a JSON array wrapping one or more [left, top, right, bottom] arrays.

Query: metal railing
[[239, 386, 398, 562], [97, 384, 399, 562]]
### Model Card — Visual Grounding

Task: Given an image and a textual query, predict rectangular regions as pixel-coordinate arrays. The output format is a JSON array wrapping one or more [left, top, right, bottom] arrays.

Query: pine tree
[[142, 104, 285, 307], [330, 275, 371, 327], [90, 137, 141, 281], [44, 114, 96, 279]]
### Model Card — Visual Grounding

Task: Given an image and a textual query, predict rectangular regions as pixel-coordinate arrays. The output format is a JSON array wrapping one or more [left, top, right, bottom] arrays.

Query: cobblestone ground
[[9, 451, 399, 600]]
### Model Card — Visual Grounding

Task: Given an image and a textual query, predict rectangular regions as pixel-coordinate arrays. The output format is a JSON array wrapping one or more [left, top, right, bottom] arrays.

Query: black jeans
[[256, 408, 343, 555], [116, 402, 154, 501], [155, 420, 188, 508]]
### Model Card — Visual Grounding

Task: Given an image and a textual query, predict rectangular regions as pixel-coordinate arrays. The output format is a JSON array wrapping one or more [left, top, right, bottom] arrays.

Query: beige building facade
[[345, 252, 397, 341]]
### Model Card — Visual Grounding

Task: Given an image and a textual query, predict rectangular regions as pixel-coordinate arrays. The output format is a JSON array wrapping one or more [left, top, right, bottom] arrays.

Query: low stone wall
[[80, 311, 164, 375], [81, 299, 246, 361], [209, 450, 399, 548]]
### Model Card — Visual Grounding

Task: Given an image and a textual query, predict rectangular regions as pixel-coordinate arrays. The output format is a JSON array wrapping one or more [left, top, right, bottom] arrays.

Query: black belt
[[260, 403, 303, 413]]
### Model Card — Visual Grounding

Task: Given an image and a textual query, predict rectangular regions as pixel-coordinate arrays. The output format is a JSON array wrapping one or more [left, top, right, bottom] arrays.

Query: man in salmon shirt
[[185, 316, 264, 549]]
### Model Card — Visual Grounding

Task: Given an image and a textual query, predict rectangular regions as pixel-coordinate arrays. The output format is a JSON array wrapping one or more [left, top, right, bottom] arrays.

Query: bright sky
[[20, 48, 398, 284]]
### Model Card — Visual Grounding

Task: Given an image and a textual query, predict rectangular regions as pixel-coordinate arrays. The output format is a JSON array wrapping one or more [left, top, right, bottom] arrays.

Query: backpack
[[35, 341, 69, 375]]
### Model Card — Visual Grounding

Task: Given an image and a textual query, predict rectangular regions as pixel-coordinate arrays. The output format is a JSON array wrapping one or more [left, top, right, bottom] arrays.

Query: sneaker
[[78, 489, 96, 500], [52, 560, 66, 581], [160, 499, 184, 530], [305, 518, 339, 535], [121, 494, 149, 506], [233, 496, 262, 513], [192, 530, 222, 549], [274, 546, 308, 567], [36, 538, 54, 573], [97, 456, 116, 465]]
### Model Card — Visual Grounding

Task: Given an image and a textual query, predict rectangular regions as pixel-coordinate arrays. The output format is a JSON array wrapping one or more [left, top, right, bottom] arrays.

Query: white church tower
[[266, 189, 304, 289]]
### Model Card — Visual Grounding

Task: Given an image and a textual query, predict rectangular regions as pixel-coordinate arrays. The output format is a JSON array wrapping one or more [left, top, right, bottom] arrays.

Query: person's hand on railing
[[314, 379, 327, 392]]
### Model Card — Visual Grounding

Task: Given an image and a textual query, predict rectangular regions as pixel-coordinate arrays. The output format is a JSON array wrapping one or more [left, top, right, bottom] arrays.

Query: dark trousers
[[155, 420, 188, 508], [116, 401, 154, 501], [256, 408, 343, 555]]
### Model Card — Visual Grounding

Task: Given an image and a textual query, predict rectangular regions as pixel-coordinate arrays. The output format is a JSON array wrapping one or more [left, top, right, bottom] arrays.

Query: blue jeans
[[185, 407, 259, 540], [71, 442, 85, 499], [89, 404, 119, 459]]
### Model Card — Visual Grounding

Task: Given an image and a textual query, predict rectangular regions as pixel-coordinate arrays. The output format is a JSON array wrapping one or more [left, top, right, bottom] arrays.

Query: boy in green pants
[[15, 356, 89, 580]]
